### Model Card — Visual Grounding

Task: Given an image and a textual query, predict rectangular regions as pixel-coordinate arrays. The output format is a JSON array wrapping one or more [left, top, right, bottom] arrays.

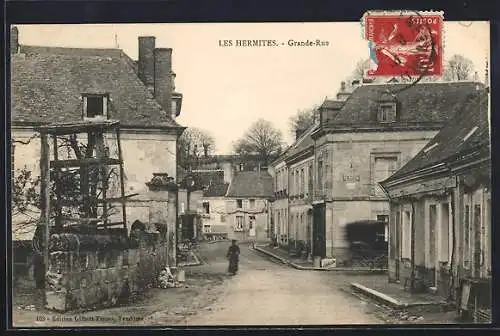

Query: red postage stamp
[[362, 10, 444, 78]]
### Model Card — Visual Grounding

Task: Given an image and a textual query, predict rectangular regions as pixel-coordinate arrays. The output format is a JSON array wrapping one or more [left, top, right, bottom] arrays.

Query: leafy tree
[[233, 119, 284, 166]]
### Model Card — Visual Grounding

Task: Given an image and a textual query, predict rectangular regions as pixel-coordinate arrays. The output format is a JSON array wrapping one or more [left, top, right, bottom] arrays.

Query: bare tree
[[233, 119, 284, 166], [443, 54, 475, 81], [289, 106, 320, 138], [178, 127, 216, 169]]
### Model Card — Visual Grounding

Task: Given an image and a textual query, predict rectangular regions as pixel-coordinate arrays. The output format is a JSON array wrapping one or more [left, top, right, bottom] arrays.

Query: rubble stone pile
[[158, 266, 184, 288]]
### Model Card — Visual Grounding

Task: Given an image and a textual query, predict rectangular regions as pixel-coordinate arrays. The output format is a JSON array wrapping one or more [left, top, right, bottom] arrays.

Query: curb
[[350, 283, 448, 310], [253, 246, 388, 273]]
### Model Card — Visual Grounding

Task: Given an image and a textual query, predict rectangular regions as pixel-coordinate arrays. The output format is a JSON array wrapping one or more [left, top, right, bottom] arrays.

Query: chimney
[[336, 81, 352, 101], [11, 26, 19, 54], [154, 48, 173, 118], [138, 36, 156, 90]]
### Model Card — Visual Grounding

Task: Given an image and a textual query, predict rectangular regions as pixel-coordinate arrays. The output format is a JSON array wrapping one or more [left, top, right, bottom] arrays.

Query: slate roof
[[226, 171, 274, 198], [191, 170, 230, 197], [325, 82, 482, 127], [384, 89, 490, 182], [320, 99, 345, 110], [11, 45, 182, 129], [284, 122, 318, 161]]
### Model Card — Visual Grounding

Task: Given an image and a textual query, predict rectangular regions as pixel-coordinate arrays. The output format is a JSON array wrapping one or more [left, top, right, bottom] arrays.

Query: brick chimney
[[138, 36, 156, 90], [11, 26, 19, 54], [154, 48, 173, 118]]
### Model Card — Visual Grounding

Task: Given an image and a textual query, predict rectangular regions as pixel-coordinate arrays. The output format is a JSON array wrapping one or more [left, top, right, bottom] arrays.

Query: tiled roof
[[191, 170, 229, 197], [226, 171, 274, 198], [384, 89, 489, 182], [11, 45, 182, 129], [325, 82, 481, 127]]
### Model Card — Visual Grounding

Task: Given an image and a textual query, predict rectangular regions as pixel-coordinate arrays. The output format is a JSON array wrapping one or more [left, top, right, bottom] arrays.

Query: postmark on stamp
[[361, 10, 444, 79]]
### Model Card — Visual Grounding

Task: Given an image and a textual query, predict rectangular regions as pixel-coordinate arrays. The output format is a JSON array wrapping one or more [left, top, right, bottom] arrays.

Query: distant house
[[181, 154, 267, 184], [193, 169, 230, 239], [225, 171, 274, 242], [381, 88, 491, 321]]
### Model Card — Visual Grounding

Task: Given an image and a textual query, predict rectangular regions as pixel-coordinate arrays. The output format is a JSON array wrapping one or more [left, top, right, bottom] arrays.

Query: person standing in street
[[227, 239, 240, 275]]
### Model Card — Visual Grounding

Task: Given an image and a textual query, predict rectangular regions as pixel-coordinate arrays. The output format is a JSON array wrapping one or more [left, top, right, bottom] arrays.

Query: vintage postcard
[[10, 14, 491, 327]]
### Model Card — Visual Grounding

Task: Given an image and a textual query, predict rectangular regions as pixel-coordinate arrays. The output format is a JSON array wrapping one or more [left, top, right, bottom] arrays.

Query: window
[[402, 211, 412, 259], [464, 205, 471, 267], [235, 216, 244, 231], [202, 201, 210, 214], [249, 199, 255, 209], [83, 94, 108, 119], [439, 203, 450, 263], [377, 215, 389, 242], [378, 103, 396, 123], [428, 204, 437, 267], [295, 169, 300, 195], [308, 164, 313, 195], [239, 163, 244, 171], [291, 171, 295, 195], [300, 168, 304, 196], [373, 156, 398, 196], [236, 199, 243, 209], [318, 160, 323, 195], [249, 216, 256, 229], [473, 204, 481, 275], [220, 214, 226, 222]]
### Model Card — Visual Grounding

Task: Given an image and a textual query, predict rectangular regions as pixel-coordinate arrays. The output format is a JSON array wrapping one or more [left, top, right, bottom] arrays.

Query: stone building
[[11, 28, 184, 233], [380, 88, 491, 321], [10, 26, 185, 294], [269, 80, 484, 265]]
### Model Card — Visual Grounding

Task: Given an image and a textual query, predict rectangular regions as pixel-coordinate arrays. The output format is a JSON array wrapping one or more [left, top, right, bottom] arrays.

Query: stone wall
[[45, 233, 168, 312]]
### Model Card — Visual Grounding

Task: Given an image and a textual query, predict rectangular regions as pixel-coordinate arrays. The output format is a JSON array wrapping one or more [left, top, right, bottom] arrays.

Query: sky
[[16, 22, 490, 153]]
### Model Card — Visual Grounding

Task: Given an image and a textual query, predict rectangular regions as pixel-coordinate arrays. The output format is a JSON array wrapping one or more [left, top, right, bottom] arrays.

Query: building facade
[[381, 88, 491, 320], [269, 80, 483, 266], [11, 28, 185, 236]]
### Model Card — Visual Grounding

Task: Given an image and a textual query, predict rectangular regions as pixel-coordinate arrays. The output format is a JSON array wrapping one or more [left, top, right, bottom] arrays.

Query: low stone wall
[[45, 234, 169, 312]]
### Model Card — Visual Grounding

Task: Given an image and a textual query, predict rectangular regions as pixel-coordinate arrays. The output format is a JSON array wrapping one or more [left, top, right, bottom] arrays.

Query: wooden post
[[52, 135, 62, 231], [116, 127, 127, 233], [40, 132, 51, 286], [410, 198, 416, 292], [95, 133, 108, 229]]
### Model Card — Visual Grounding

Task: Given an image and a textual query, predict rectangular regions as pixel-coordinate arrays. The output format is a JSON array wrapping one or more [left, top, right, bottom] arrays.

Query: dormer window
[[82, 93, 109, 120], [378, 103, 397, 123]]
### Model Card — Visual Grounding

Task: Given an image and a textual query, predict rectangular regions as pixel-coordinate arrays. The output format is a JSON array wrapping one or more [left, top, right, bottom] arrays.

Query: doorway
[[312, 203, 326, 257]]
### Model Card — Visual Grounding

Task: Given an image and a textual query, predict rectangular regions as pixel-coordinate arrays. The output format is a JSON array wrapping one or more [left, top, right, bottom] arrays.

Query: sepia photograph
[[9, 14, 491, 327]]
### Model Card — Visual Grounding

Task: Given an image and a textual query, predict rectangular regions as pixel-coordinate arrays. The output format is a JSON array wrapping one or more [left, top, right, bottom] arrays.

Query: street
[[13, 241, 386, 327], [174, 242, 383, 325]]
